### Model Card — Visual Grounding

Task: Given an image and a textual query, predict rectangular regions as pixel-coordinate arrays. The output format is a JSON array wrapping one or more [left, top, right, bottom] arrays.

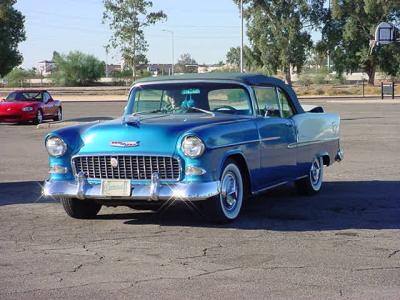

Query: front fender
[[46, 122, 99, 180], [176, 118, 259, 184]]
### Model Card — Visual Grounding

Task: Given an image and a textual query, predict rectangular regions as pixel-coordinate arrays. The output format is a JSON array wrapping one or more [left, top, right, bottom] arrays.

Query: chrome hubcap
[[221, 172, 238, 211], [58, 109, 62, 119], [310, 158, 321, 185], [38, 111, 42, 123]]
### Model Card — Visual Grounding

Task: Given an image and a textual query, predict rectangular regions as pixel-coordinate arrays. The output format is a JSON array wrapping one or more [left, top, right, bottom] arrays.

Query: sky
[[15, 0, 320, 69]]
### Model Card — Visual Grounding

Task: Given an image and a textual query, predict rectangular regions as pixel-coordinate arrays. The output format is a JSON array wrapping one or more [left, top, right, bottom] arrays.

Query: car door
[[42, 92, 54, 117], [253, 86, 297, 189]]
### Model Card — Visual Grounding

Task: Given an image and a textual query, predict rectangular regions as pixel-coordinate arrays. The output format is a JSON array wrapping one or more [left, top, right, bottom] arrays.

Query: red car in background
[[0, 90, 62, 124]]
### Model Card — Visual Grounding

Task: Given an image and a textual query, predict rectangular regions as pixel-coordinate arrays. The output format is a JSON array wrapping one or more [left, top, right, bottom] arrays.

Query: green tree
[[0, 0, 26, 77], [226, 47, 241, 67], [225, 46, 261, 71], [235, 0, 318, 85], [378, 42, 400, 78], [103, 0, 167, 80], [4, 67, 35, 87], [176, 53, 198, 73], [318, 0, 400, 85], [52, 51, 105, 86]]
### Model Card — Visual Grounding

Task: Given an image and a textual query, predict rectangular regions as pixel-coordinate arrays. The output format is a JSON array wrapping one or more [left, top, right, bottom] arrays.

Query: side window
[[208, 88, 251, 115], [254, 87, 280, 118], [278, 89, 294, 118], [134, 89, 164, 112], [43, 93, 49, 103]]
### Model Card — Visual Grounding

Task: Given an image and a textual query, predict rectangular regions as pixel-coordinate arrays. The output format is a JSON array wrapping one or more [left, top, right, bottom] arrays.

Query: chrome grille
[[73, 155, 181, 180]]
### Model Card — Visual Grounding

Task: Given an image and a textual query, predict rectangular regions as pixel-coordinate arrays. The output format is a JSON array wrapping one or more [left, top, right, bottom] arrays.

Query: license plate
[[101, 180, 131, 197]]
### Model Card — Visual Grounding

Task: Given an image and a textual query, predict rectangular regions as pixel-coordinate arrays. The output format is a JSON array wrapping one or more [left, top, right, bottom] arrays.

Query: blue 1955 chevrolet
[[43, 73, 343, 222]]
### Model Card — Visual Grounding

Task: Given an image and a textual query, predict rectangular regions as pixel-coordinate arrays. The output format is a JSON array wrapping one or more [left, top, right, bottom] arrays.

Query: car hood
[[76, 114, 242, 156], [0, 101, 39, 112]]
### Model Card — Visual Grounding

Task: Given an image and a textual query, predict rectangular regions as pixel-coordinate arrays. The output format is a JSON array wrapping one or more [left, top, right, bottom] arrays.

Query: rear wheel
[[53, 107, 62, 121], [60, 198, 102, 219], [203, 159, 244, 223], [33, 110, 43, 125], [295, 156, 324, 195]]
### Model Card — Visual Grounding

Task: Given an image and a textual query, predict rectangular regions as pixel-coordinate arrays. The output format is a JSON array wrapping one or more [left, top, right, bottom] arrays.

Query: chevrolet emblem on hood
[[110, 141, 140, 147]]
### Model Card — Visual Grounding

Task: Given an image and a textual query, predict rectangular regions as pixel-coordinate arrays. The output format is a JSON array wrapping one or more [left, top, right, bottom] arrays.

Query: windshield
[[126, 82, 252, 116], [6, 92, 43, 102]]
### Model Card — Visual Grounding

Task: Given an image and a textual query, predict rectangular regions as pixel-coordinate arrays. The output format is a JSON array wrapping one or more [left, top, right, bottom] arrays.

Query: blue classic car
[[43, 73, 343, 222]]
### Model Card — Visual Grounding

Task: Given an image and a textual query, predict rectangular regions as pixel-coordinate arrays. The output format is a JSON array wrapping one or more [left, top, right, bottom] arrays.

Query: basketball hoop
[[374, 22, 398, 45]]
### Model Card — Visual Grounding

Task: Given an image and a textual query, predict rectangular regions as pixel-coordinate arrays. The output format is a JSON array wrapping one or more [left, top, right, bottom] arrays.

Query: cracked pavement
[[0, 100, 399, 299]]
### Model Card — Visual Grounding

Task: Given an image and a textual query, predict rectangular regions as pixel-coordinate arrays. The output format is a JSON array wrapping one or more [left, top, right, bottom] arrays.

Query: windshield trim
[[126, 80, 257, 117]]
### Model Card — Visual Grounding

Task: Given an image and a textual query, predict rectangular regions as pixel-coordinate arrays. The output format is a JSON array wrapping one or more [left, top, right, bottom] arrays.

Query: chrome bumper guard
[[43, 172, 220, 201], [335, 148, 344, 162]]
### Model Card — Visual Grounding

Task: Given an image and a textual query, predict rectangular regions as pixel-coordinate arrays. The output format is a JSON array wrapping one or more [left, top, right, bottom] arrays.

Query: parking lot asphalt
[[0, 99, 399, 299]]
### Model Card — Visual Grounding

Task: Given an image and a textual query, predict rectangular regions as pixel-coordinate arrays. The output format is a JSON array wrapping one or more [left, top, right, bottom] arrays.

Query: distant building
[[146, 64, 174, 76], [36, 60, 56, 77], [198, 64, 227, 73], [105, 64, 122, 77]]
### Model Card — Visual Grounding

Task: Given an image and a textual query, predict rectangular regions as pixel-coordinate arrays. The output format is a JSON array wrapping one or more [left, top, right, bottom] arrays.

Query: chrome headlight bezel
[[46, 136, 67, 157], [181, 136, 205, 158]]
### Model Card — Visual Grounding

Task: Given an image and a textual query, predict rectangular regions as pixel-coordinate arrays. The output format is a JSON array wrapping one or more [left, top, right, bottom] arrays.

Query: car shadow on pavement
[[120, 180, 400, 231], [1, 180, 399, 231], [0, 181, 54, 206]]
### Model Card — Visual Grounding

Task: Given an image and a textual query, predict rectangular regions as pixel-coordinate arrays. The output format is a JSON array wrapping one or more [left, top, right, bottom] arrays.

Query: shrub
[[52, 51, 105, 86]]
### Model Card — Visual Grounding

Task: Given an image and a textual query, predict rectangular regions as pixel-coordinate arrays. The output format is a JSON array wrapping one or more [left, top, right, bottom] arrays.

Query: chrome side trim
[[261, 136, 281, 142], [288, 137, 339, 149], [208, 136, 282, 150], [253, 181, 288, 195], [209, 139, 260, 150]]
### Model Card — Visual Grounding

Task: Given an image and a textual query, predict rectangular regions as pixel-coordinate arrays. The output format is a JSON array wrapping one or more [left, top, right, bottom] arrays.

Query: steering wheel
[[214, 105, 238, 113]]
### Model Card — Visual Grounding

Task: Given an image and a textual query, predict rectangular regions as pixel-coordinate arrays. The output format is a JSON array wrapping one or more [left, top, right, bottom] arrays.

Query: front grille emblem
[[110, 157, 118, 168], [110, 141, 140, 148]]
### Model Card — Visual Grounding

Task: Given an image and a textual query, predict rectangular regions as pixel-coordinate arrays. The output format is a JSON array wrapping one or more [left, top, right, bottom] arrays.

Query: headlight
[[46, 136, 67, 157], [22, 107, 33, 112], [181, 136, 205, 158]]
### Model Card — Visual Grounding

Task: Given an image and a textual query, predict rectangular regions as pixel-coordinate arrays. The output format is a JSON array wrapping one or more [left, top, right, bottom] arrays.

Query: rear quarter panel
[[292, 112, 340, 175]]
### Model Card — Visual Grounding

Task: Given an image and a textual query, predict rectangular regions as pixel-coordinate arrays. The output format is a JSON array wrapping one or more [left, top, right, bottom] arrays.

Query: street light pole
[[240, 0, 244, 73], [163, 29, 175, 75], [327, 0, 331, 72]]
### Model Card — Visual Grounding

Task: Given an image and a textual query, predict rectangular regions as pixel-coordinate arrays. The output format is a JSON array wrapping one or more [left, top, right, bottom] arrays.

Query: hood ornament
[[122, 114, 141, 126], [110, 141, 140, 148]]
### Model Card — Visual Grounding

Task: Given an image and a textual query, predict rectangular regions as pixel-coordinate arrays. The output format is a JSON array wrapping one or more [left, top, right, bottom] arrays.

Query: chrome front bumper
[[43, 173, 220, 201]]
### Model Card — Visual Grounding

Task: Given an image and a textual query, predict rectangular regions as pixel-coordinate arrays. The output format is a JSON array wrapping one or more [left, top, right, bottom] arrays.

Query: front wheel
[[295, 156, 324, 195], [53, 107, 62, 121], [60, 198, 102, 219], [33, 110, 43, 125], [203, 159, 244, 223]]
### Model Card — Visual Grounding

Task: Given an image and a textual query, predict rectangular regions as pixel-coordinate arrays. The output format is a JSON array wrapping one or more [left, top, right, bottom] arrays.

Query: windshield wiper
[[187, 107, 215, 117]]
